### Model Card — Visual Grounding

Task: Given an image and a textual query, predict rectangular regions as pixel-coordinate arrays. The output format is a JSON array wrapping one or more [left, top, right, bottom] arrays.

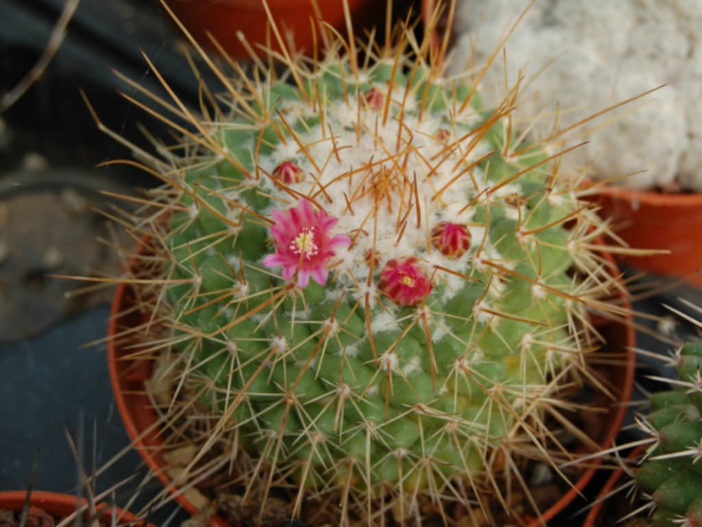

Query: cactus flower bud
[[431, 222, 471, 258], [273, 161, 304, 184], [364, 87, 384, 111]]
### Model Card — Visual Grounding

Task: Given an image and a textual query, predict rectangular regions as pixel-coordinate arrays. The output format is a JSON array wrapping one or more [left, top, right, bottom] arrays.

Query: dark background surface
[[0, 1, 202, 522], [0, 0, 700, 525]]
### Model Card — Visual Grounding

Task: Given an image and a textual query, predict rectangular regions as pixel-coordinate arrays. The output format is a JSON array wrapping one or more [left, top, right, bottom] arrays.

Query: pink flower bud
[[273, 161, 304, 184], [431, 222, 471, 259], [364, 87, 384, 111]]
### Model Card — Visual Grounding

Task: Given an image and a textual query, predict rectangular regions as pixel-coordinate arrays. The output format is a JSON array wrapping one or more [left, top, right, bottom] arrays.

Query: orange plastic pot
[[107, 277, 226, 524], [583, 446, 646, 527], [163, 0, 366, 59], [0, 491, 151, 525], [595, 187, 702, 286], [421, 0, 441, 54], [108, 238, 635, 525], [518, 245, 635, 526]]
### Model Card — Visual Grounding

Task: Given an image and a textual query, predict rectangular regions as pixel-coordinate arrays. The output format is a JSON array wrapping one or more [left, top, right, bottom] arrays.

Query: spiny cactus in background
[[635, 339, 702, 526], [105, 4, 628, 524]]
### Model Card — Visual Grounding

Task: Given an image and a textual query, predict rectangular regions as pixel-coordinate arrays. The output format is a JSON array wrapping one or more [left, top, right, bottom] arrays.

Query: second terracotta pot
[[595, 186, 702, 286], [164, 0, 366, 59], [0, 491, 150, 526]]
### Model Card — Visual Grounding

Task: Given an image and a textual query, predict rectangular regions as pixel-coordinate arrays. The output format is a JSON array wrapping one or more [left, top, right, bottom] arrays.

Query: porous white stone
[[450, 0, 702, 191]]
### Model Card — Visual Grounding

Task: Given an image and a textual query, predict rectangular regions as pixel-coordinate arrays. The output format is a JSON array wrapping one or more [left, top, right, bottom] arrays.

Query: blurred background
[[0, 0, 208, 521]]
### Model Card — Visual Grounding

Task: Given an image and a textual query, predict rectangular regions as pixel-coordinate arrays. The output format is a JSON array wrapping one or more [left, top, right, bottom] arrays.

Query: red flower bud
[[431, 222, 471, 259], [364, 87, 384, 111], [273, 161, 304, 184]]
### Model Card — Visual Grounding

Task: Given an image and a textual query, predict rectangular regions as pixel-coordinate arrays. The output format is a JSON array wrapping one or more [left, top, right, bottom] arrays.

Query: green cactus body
[[636, 342, 702, 526], [120, 24, 620, 524]]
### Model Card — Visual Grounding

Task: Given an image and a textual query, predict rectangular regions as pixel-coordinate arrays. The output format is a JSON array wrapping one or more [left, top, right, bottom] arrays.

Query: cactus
[[635, 340, 702, 526], [106, 6, 629, 525]]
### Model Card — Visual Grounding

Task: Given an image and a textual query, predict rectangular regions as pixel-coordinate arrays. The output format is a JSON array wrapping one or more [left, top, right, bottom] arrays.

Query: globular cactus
[[111, 8, 626, 525], [635, 340, 702, 526]]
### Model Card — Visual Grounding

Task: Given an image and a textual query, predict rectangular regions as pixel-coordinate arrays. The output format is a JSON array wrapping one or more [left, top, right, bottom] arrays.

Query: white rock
[[450, 0, 702, 191]]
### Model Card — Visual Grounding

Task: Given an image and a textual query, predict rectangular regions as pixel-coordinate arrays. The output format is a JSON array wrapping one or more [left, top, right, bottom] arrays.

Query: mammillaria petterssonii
[[105, 6, 628, 524]]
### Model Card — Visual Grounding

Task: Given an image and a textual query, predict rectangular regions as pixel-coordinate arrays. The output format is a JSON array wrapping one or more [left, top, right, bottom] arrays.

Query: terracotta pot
[[108, 3, 637, 522], [421, 0, 440, 54], [519, 248, 635, 526], [583, 446, 646, 527], [0, 491, 150, 525], [108, 237, 635, 525], [107, 277, 221, 524], [595, 187, 702, 286], [163, 0, 366, 59]]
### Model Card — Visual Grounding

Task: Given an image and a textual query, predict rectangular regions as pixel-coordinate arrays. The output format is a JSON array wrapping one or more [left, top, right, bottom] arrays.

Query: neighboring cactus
[[635, 340, 702, 526], [108, 7, 629, 525]]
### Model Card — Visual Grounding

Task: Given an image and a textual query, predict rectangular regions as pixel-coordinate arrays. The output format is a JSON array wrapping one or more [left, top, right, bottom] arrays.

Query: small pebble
[[60, 188, 88, 214], [21, 152, 49, 172], [42, 247, 63, 269], [165, 467, 210, 511], [530, 462, 553, 486], [163, 444, 198, 466]]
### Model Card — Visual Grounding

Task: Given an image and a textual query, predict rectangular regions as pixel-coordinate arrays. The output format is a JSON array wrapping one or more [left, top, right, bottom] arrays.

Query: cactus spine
[[635, 340, 702, 526], [108, 7, 627, 525]]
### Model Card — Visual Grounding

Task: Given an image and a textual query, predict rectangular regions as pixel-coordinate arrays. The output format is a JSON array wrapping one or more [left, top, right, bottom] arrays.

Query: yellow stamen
[[290, 227, 318, 259]]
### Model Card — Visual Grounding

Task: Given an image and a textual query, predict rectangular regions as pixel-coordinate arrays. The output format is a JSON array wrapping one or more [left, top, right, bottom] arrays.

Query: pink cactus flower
[[379, 257, 432, 306], [262, 199, 351, 287], [431, 222, 471, 259], [272, 161, 304, 184]]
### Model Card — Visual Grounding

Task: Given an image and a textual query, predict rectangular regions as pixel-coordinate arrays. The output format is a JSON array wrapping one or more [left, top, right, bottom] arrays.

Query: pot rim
[[582, 445, 646, 527], [0, 490, 148, 525], [592, 182, 702, 207]]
